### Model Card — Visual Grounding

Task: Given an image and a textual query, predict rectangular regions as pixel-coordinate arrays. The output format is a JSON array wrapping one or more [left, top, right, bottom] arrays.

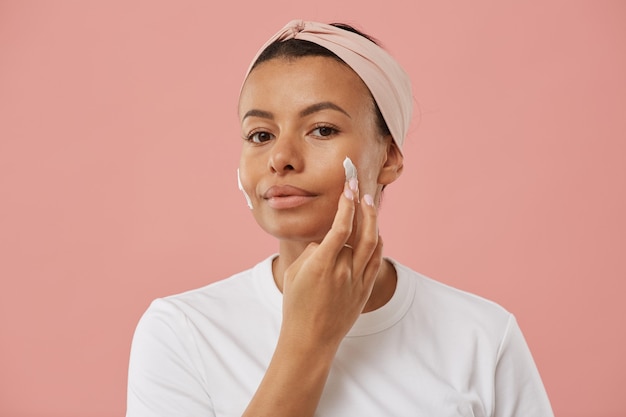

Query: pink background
[[1, 1, 625, 416]]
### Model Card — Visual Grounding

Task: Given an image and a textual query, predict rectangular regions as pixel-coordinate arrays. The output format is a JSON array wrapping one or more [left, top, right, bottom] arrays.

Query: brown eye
[[318, 127, 333, 136], [248, 131, 273, 143], [311, 125, 338, 138]]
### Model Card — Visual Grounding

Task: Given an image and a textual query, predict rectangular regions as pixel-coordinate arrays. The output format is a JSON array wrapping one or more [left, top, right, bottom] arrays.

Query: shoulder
[[384, 260, 554, 415], [163, 255, 274, 305], [392, 259, 509, 314], [391, 259, 513, 342], [138, 255, 278, 329]]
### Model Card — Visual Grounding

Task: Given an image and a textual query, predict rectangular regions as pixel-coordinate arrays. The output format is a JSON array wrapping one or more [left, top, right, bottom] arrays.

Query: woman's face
[[238, 56, 399, 243]]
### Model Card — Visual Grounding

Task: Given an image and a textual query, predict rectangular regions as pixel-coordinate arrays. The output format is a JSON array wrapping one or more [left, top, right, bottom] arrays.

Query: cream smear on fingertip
[[237, 168, 253, 209]]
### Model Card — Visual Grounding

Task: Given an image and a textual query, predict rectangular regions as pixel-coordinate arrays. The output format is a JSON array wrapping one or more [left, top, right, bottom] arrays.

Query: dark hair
[[250, 23, 391, 138]]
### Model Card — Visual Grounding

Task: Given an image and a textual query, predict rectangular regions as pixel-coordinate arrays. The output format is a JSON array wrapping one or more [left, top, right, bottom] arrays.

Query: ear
[[378, 137, 404, 186]]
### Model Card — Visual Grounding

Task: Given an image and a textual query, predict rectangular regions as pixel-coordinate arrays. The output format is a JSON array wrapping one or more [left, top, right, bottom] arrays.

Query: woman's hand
[[242, 177, 383, 417], [280, 178, 384, 350]]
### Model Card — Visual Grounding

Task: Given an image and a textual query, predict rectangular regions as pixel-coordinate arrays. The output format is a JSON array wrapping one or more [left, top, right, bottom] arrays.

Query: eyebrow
[[299, 101, 351, 118], [242, 109, 274, 121], [242, 101, 351, 121]]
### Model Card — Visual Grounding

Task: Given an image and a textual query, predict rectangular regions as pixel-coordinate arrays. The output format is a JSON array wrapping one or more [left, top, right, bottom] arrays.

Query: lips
[[263, 185, 317, 209]]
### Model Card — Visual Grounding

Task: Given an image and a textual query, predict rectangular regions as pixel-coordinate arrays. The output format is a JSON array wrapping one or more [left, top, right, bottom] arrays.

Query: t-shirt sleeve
[[493, 314, 554, 417], [126, 299, 215, 417]]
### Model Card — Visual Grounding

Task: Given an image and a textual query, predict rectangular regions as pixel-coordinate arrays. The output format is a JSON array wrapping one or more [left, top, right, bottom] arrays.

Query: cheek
[[358, 170, 380, 197], [315, 153, 347, 184], [238, 157, 258, 195], [239, 149, 260, 177], [354, 152, 384, 192], [236, 167, 255, 209]]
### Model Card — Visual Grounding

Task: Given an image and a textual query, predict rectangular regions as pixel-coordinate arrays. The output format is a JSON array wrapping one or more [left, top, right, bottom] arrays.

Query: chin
[[252, 205, 336, 243], [257, 222, 331, 244]]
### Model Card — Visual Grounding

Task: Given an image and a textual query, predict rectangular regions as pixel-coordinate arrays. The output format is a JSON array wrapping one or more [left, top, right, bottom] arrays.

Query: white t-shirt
[[126, 256, 553, 417]]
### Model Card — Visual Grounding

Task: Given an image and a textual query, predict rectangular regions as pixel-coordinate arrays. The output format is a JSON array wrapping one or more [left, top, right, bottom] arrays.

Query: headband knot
[[291, 20, 306, 35]]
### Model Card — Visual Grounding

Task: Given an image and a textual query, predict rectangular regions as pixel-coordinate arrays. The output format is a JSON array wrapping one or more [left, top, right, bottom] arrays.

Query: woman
[[126, 20, 553, 417]]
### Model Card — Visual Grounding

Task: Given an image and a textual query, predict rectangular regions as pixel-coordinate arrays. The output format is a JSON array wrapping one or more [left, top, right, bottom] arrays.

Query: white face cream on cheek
[[343, 156, 359, 195], [343, 156, 357, 181], [237, 168, 254, 209]]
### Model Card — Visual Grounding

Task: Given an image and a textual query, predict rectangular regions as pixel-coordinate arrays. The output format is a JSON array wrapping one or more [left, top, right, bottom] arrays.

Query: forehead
[[239, 56, 374, 115]]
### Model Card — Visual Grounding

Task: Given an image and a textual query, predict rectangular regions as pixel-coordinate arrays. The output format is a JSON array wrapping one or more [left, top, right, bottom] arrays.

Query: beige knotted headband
[[242, 19, 413, 150]]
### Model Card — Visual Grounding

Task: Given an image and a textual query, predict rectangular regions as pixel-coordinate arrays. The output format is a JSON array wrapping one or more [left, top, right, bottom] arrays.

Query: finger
[[283, 242, 319, 287], [316, 181, 357, 259], [361, 235, 384, 289], [345, 168, 360, 248], [351, 194, 379, 278], [335, 242, 355, 279]]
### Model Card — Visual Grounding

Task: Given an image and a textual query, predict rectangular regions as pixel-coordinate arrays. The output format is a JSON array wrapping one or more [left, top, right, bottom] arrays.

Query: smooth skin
[[238, 56, 403, 417]]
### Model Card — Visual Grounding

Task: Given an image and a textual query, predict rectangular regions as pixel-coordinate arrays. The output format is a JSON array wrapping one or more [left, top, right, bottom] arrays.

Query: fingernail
[[344, 187, 354, 200], [364, 194, 374, 206], [349, 177, 358, 193]]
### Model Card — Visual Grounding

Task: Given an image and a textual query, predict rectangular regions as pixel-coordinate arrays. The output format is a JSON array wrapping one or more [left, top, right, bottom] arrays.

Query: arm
[[126, 299, 214, 417], [493, 315, 554, 417]]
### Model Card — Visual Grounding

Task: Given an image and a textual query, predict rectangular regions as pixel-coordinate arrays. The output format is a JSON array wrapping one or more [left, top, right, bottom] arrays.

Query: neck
[[271, 240, 397, 313]]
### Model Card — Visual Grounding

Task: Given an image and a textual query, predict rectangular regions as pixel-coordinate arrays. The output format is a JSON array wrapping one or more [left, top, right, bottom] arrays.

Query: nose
[[268, 134, 303, 175]]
